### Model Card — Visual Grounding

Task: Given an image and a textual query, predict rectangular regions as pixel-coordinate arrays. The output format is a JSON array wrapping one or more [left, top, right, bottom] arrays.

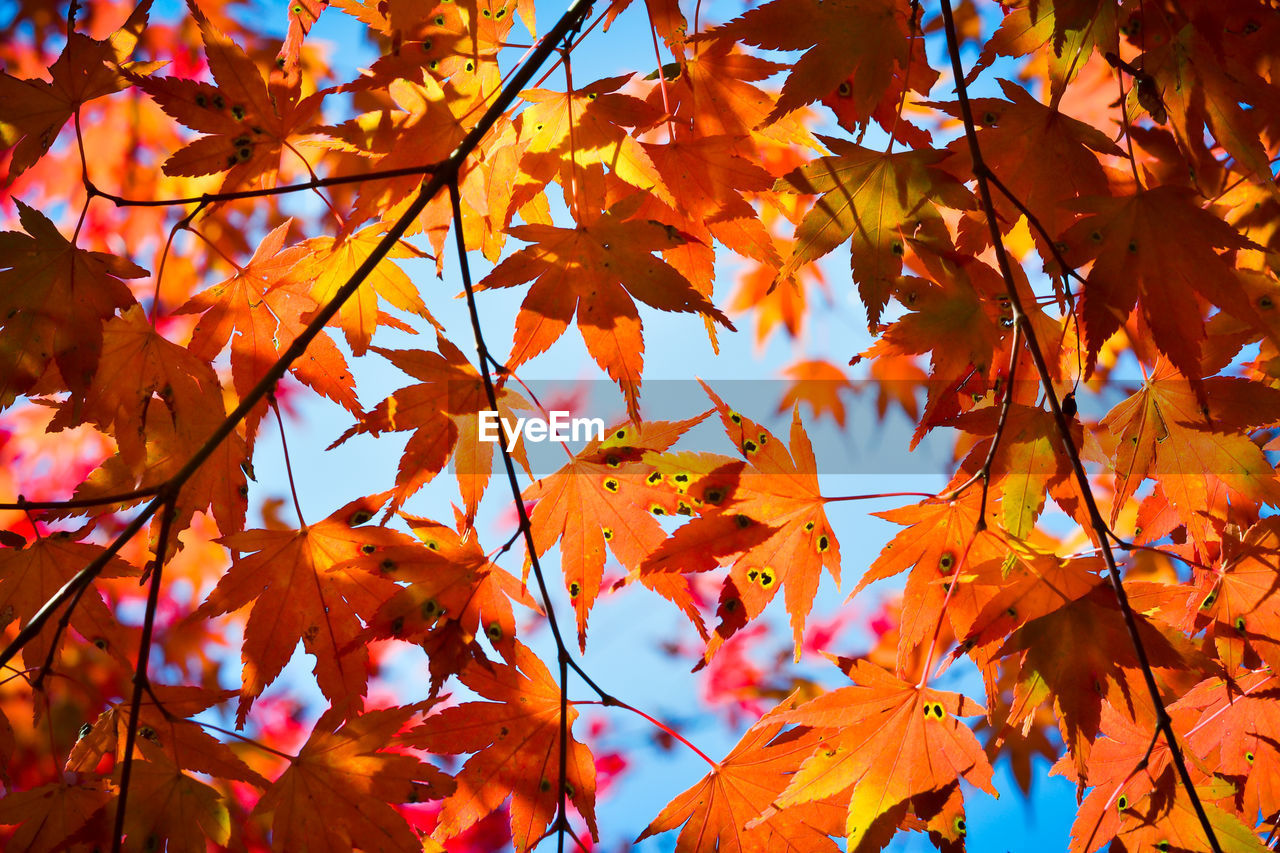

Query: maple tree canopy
[[1, 0, 1279, 850]]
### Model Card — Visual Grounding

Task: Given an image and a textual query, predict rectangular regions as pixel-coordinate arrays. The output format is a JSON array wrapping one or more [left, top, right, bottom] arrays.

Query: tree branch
[[936, 1, 1222, 850]]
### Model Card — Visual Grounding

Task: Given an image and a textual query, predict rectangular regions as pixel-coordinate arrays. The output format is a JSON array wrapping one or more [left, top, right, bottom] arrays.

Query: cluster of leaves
[[1, 0, 1279, 850]]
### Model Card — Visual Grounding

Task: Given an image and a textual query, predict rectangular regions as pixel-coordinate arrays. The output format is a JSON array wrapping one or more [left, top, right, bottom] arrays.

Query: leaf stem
[[271, 397, 307, 525], [823, 491, 939, 503], [575, 699, 718, 768]]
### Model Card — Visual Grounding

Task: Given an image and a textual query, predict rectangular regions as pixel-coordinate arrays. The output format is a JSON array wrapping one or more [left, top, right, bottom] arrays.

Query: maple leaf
[[964, 0, 1116, 103], [478, 198, 733, 419], [821, 32, 937, 147], [729, 239, 823, 346], [192, 494, 407, 726], [0, 200, 144, 406], [300, 224, 442, 356], [1108, 782, 1267, 853], [928, 78, 1123, 242], [1183, 517, 1280, 673], [642, 135, 781, 269], [342, 513, 539, 691], [0, 781, 113, 853], [705, 0, 915, 126], [852, 489, 1005, 668], [1062, 188, 1257, 380], [996, 587, 1201, 782], [0, 529, 134, 677], [640, 385, 840, 661], [1173, 671, 1280, 826], [638, 692, 843, 852], [113, 744, 234, 853], [46, 304, 248, 536], [1139, 9, 1280, 189], [1100, 363, 1280, 547], [66, 684, 268, 786], [778, 359, 854, 427], [949, 403, 1085, 538], [276, 0, 328, 87], [658, 39, 816, 150], [517, 74, 671, 206], [130, 2, 322, 186], [860, 268, 1003, 445], [524, 414, 709, 649], [1055, 701, 1260, 853], [177, 220, 360, 422], [254, 703, 454, 852], [405, 642, 598, 853], [774, 138, 975, 327], [334, 335, 532, 518], [763, 657, 996, 850], [337, 74, 469, 227], [0, 0, 160, 181], [949, 544, 1104, 665]]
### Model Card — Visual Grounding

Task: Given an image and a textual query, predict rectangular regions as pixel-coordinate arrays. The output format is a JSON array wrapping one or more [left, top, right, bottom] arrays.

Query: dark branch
[[937, 1, 1223, 850]]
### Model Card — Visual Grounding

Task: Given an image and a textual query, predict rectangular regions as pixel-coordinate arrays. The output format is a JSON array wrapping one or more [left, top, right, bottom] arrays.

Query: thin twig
[[86, 162, 442, 210], [937, 1, 1222, 849], [111, 495, 176, 853], [0, 487, 163, 512], [450, 180, 575, 853], [937, 323, 1023, 515]]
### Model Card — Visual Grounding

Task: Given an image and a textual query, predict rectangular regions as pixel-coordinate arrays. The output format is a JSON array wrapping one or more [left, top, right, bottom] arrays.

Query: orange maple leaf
[[300, 224, 441, 356], [1173, 671, 1280, 830], [254, 703, 454, 852], [852, 490, 1004, 668], [333, 335, 532, 519], [1063, 188, 1257, 380], [0, 529, 134, 675], [638, 692, 843, 852], [929, 79, 1122, 242], [778, 359, 854, 427], [643, 135, 782, 269], [177, 220, 360, 440], [193, 495, 407, 726], [405, 642, 598, 853], [763, 657, 995, 850], [1184, 517, 1280, 672], [524, 415, 709, 648], [996, 587, 1200, 782], [47, 304, 248, 536], [1101, 363, 1280, 547], [0, 200, 144, 406], [110, 743, 235, 853], [704, 0, 915, 126], [640, 384, 839, 661], [130, 3, 322, 186], [0, 781, 113, 852], [0, 1, 160, 181], [343, 513, 539, 691], [658, 39, 816, 149], [774, 138, 975, 327], [66, 684, 267, 786], [516, 74, 670, 207], [478, 198, 733, 419]]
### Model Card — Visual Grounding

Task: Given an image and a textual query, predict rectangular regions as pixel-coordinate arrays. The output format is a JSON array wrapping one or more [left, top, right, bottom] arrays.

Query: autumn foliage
[[2, 0, 1280, 850]]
